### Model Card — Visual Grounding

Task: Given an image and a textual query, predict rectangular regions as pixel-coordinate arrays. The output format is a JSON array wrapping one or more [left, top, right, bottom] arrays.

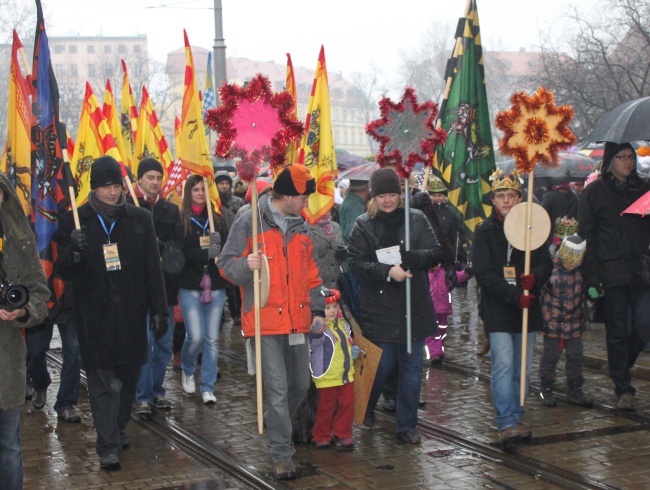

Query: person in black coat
[[55, 156, 168, 470], [578, 142, 650, 411], [131, 158, 184, 417], [471, 169, 552, 444], [348, 168, 442, 444]]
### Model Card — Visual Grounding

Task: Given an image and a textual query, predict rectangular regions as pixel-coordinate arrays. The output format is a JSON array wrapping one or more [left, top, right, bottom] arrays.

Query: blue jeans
[[489, 332, 536, 432], [365, 339, 425, 433], [26, 314, 81, 414], [136, 306, 175, 403], [603, 285, 647, 396], [0, 406, 22, 490], [179, 289, 226, 393], [258, 334, 311, 462]]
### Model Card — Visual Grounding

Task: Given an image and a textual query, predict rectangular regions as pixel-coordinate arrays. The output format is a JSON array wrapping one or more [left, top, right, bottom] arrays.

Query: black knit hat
[[90, 156, 123, 189], [602, 142, 635, 173], [370, 167, 401, 197], [137, 158, 164, 179], [273, 164, 316, 196], [214, 170, 233, 186]]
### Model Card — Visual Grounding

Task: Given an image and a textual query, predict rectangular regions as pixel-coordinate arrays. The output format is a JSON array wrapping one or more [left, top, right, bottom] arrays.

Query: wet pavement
[[20, 278, 650, 489]]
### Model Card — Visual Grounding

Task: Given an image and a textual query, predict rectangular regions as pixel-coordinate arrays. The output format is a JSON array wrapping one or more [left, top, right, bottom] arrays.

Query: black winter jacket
[[472, 209, 552, 334], [348, 208, 442, 343]]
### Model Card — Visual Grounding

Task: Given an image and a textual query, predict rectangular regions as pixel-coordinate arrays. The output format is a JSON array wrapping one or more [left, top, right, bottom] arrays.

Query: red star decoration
[[205, 74, 304, 182], [366, 87, 447, 178]]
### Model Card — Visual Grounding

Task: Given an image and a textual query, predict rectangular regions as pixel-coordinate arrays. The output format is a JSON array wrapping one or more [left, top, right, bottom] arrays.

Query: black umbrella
[[336, 161, 378, 182], [496, 151, 596, 189], [587, 96, 650, 143]]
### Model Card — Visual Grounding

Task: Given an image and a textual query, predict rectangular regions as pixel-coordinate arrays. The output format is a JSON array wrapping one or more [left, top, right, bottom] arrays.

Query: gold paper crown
[[428, 176, 448, 194], [490, 168, 523, 193]]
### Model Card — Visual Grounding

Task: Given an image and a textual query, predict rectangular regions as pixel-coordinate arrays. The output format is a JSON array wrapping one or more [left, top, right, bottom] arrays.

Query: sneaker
[[135, 401, 152, 419], [396, 429, 421, 444], [333, 436, 354, 451], [567, 389, 594, 408], [537, 389, 557, 407], [274, 458, 296, 480], [363, 411, 375, 428], [314, 440, 330, 449], [99, 453, 121, 471], [58, 408, 81, 423], [172, 353, 182, 371], [182, 372, 196, 394], [32, 390, 47, 410], [120, 431, 132, 448], [153, 396, 172, 409], [382, 398, 396, 413], [617, 393, 635, 411], [202, 391, 216, 404]]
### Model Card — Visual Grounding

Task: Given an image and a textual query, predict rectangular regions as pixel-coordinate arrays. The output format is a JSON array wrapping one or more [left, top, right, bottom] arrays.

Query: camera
[[0, 279, 29, 310]]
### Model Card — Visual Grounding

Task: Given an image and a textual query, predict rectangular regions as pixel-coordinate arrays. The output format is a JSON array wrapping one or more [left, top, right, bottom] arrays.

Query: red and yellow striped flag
[[120, 59, 138, 160], [285, 53, 299, 167], [178, 30, 220, 212], [71, 82, 124, 206], [0, 30, 33, 215], [300, 46, 337, 224], [133, 85, 173, 181], [103, 79, 131, 170]]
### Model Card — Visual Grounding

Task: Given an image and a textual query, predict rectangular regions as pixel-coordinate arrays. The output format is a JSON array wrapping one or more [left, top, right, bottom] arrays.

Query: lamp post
[[213, 0, 227, 103]]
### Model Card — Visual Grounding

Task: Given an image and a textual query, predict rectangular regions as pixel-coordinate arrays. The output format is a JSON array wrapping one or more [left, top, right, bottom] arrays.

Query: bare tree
[[534, 0, 650, 140], [348, 67, 386, 154]]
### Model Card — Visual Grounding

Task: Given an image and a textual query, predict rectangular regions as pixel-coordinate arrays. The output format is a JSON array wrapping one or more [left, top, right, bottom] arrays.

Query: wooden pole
[[251, 178, 264, 434], [61, 149, 80, 230], [124, 176, 140, 207], [519, 172, 535, 406]]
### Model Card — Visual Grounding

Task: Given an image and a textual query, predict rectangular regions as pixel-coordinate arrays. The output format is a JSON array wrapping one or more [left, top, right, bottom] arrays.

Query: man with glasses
[[471, 169, 552, 444], [579, 142, 650, 411]]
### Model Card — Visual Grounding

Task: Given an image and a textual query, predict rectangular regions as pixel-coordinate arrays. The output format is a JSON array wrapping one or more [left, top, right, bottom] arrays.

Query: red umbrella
[[622, 190, 650, 216]]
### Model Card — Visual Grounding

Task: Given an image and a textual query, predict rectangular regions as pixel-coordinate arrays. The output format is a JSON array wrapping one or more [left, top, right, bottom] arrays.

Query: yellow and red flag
[[120, 59, 138, 160], [178, 30, 220, 212], [285, 53, 299, 166], [71, 82, 124, 206], [103, 79, 131, 170], [133, 85, 173, 180], [1, 30, 33, 215], [161, 116, 187, 205], [299, 46, 337, 224]]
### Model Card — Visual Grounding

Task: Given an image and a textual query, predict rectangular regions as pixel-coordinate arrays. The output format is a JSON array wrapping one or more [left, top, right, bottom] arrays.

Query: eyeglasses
[[615, 154, 635, 161]]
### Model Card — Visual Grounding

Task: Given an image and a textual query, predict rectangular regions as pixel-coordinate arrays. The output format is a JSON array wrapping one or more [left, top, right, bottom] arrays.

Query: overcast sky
[[46, 0, 592, 79]]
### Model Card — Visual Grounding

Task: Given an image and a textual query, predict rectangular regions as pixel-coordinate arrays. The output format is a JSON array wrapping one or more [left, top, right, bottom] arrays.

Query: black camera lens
[[6, 284, 29, 310]]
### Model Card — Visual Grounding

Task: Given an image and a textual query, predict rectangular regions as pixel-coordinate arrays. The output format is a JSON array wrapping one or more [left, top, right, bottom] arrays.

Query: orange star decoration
[[495, 87, 576, 174]]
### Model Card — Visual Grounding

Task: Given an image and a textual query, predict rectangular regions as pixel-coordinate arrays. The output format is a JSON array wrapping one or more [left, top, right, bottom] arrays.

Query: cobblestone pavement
[[21, 278, 650, 489]]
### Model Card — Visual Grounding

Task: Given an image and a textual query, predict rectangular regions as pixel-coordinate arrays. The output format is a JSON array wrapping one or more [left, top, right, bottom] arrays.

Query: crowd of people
[[2, 140, 650, 485]]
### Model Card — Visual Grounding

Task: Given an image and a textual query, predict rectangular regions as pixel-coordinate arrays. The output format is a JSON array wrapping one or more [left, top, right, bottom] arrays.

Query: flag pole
[[204, 176, 216, 233], [519, 171, 534, 406], [404, 177, 412, 355], [57, 123, 80, 230], [124, 172, 140, 207], [251, 178, 264, 434]]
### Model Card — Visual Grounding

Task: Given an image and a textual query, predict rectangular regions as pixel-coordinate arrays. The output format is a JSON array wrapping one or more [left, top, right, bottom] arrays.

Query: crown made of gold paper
[[554, 217, 579, 241], [489, 168, 523, 193], [428, 176, 448, 194]]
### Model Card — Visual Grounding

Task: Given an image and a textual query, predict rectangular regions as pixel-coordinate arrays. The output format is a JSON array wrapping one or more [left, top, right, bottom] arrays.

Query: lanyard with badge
[[98, 215, 121, 271], [191, 217, 211, 249], [503, 243, 516, 285]]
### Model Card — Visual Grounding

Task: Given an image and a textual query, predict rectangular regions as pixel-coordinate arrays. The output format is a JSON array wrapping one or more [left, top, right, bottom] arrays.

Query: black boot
[[567, 377, 593, 407], [537, 376, 556, 407]]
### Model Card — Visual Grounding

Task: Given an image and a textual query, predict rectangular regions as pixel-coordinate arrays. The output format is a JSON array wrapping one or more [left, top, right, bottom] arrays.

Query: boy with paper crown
[[309, 288, 359, 450], [471, 168, 553, 444], [537, 235, 593, 408]]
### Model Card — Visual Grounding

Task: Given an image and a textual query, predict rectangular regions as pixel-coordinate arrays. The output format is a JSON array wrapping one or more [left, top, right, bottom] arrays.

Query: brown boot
[[172, 352, 182, 371], [477, 338, 490, 356]]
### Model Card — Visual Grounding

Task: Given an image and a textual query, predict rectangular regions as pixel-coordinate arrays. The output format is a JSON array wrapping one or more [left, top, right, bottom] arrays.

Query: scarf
[[375, 208, 405, 248], [192, 204, 206, 215], [316, 218, 333, 240], [88, 190, 126, 223]]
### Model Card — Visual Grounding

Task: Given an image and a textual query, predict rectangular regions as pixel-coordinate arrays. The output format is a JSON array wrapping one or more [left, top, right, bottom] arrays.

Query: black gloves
[[334, 245, 348, 261], [400, 251, 418, 270], [70, 229, 87, 263], [150, 313, 169, 341], [445, 268, 457, 292], [208, 232, 221, 259]]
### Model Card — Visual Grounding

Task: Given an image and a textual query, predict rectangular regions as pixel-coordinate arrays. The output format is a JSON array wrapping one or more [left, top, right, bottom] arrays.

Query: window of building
[[118, 45, 127, 53], [69, 45, 77, 54], [54, 45, 65, 54], [88, 63, 96, 77], [70, 64, 78, 77], [87, 45, 95, 54], [133, 44, 141, 53], [103, 64, 113, 78], [55, 64, 65, 77], [104, 45, 111, 54]]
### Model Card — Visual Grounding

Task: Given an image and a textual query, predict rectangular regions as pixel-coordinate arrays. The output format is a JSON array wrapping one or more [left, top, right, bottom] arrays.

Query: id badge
[[103, 243, 122, 271], [199, 235, 211, 250], [503, 266, 516, 285], [288, 333, 305, 346]]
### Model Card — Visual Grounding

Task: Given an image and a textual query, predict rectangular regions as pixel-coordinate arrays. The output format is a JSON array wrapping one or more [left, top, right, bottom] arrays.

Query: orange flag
[[120, 59, 138, 160], [103, 79, 131, 169], [285, 53, 299, 167], [178, 30, 220, 212], [1, 30, 33, 215], [71, 82, 124, 206], [133, 85, 173, 181], [300, 46, 337, 224]]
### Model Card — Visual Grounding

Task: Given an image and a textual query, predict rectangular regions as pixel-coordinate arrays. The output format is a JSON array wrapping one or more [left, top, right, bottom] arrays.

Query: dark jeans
[[539, 335, 584, 383], [26, 314, 81, 413], [0, 406, 22, 490], [602, 284, 647, 397], [226, 284, 241, 319], [86, 365, 140, 457], [365, 340, 424, 433]]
